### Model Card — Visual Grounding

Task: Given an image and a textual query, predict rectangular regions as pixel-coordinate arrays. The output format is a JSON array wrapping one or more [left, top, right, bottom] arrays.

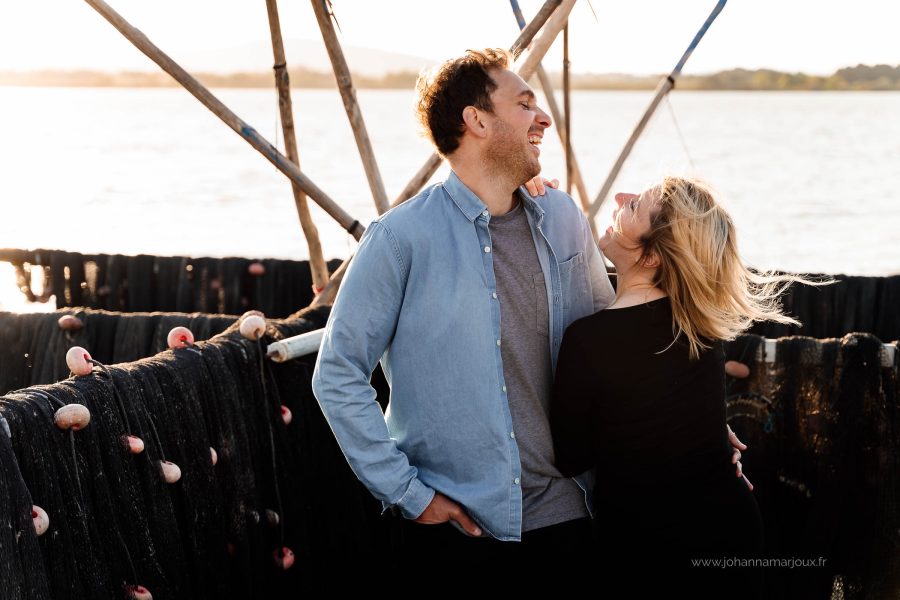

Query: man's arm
[[312, 221, 434, 519]]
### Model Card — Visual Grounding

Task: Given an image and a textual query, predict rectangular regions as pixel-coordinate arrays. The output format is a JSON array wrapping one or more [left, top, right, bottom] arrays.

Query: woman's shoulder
[[568, 297, 671, 328]]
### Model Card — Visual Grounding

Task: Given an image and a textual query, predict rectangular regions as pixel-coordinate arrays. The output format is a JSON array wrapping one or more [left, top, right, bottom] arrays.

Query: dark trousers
[[389, 513, 594, 573]]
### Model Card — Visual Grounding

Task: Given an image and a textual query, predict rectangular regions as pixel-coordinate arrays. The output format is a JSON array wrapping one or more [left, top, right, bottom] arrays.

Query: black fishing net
[[0, 306, 392, 599], [0, 309, 239, 396], [0, 249, 343, 318], [747, 274, 900, 343], [725, 333, 900, 599], [1, 254, 896, 596]]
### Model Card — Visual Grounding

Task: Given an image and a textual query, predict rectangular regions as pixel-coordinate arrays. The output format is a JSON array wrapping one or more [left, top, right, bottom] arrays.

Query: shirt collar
[[442, 170, 545, 226]]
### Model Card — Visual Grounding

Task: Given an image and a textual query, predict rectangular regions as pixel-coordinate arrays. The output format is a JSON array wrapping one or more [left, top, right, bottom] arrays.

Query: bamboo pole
[[391, 154, 444, 210], [512, 0, 576, 83], [509, 0, 563, 60], [82, 0, 365, 241], [265, 0, 330, 292], [588, 0, 728, 220], [309, 257, 349, 308], [391, 0, 566, 207], [311, 0, 390, 215], [533, 68, 594, 231], [509, 0, 596, 239]]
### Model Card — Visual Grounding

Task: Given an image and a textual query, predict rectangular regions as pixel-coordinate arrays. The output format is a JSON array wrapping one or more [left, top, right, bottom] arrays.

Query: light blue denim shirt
[[312, 171, 615, 541]]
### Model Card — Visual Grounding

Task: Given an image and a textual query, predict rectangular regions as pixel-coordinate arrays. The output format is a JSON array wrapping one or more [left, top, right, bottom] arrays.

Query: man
[[312, 48, 747, 559]]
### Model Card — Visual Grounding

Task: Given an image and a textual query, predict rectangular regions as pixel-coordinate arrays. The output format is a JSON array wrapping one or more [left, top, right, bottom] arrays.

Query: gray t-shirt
[[489, 199, 590, 531]]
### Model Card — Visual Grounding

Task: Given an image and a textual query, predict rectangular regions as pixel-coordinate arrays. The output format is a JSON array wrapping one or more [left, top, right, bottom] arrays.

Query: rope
[[664, 95, 697, 171], [255, 338, 285, 546]]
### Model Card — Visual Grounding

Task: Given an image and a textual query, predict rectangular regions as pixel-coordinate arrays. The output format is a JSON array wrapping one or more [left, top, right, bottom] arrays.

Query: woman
[[549, 176, 804, 594]]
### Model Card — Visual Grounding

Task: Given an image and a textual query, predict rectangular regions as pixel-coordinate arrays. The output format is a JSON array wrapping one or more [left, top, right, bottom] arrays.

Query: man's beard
[[483, 118, 539, 186]]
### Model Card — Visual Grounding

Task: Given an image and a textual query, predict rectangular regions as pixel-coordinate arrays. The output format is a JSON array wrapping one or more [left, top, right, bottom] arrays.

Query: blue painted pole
[[589, 0, 728, 220]]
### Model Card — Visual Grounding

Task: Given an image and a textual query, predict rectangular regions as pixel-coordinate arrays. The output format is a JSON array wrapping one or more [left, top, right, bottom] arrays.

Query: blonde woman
[[548, 177, 804, 593]]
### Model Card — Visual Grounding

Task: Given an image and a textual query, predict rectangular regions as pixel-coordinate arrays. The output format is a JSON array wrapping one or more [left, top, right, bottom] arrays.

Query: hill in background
[[2, 64, 898, 91]]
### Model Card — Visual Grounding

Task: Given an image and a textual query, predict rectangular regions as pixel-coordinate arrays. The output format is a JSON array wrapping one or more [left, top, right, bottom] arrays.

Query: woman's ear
[[639, 250, 660, 269], [462, 106, 488, 139]]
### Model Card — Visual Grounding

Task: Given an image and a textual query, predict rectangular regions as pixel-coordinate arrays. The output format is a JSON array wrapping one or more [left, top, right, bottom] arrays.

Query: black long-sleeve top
[[549, 297, 734, 489]]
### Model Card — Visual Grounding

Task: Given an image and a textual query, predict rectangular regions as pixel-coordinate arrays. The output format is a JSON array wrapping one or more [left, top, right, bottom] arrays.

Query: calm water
[[0, 87, 898, 311]]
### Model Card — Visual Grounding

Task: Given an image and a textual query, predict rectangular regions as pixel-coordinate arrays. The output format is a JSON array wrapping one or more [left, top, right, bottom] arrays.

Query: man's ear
[[461, 106, 488, 139]]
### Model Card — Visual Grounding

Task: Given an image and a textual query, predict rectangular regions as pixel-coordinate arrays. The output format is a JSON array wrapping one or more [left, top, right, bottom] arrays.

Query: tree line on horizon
[[1, 64, 898, 91]]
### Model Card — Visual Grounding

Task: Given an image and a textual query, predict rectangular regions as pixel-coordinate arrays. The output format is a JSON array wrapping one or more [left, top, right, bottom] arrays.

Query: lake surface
[[0, 87, 898, 311]]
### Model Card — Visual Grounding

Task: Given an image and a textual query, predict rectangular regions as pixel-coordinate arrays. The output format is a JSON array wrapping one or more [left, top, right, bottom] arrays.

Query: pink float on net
[[31, 505, 49, 536], [248, 262, 266, 276], [280, 406, 292, 426], [159, 460, 182, 484], [239, 315, 266, 341], [265, 509, 280, 527], [210, 447, 218, 466], [65, 346, 93, 376], [166, 326, 195, 349], [58, 314, 84, 331], [272, 546, 295, 570], [125, 584, 153, 600], [725, 360, 751, 379], [54, 404, 91, 431], [123, 435, 145, 454]]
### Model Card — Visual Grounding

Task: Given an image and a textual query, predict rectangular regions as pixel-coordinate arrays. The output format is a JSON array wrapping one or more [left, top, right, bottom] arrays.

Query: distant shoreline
[[2, 64, 898, 91]]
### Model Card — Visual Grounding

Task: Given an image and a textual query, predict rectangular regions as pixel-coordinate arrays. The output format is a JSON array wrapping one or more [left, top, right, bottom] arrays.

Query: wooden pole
[[82, 0, 365, 241], [391, 0, 566, 207], [310, 0, 390, 215], [563, 24, 572, 195], [509, 0, 596, 239], [533, 68, 595, 235], [391, 154, 444, 209], [265, 0, 330, 293], [512, 0, 576, 82], [309, 257, 349, 308], [509, 0, 563, 60], [392, 0, 575, 206], [588, 0, 728, 220]]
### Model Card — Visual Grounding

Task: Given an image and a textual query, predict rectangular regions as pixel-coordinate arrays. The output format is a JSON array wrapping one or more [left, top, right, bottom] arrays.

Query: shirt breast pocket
[[559, 252, 589, 310]]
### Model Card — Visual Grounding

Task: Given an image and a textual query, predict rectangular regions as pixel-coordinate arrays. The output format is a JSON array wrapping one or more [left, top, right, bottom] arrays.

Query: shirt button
[[482, 210, 489, 217], [484, 246, 491, 253], [492, 292, 497, 299], [510, 431, 515, 439], [514, 478, 520, 485], [496, 339, 501, 346], [502, 385, 507, 392]]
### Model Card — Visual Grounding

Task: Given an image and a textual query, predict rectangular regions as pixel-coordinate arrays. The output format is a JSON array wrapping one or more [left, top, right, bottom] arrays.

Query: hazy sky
[[1, 0, 898, 76]]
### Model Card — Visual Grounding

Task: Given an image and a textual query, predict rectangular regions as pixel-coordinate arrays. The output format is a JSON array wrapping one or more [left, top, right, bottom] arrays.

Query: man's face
[[481, 69, 551, 184]]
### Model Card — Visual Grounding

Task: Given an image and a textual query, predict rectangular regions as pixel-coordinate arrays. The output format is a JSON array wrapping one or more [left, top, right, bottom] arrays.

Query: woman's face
[[598, 189, 657, 266]]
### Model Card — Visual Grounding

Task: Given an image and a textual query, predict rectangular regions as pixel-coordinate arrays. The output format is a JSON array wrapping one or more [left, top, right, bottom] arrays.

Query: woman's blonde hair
[[640, 176, 819, 359]]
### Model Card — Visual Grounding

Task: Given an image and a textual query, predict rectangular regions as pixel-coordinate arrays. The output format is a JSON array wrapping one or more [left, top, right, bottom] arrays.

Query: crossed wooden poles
[[82, 0, 725, 306]]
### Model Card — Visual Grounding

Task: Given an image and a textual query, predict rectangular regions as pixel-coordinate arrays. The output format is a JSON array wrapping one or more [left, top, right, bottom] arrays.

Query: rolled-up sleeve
[[312, 221, 435, 519]]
